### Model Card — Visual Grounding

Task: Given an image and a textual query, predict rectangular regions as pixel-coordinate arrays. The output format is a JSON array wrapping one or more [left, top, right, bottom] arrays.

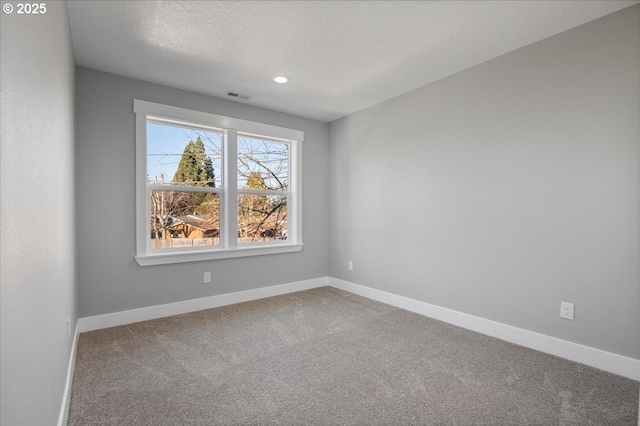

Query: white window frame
[[134, 99, 303, 266]]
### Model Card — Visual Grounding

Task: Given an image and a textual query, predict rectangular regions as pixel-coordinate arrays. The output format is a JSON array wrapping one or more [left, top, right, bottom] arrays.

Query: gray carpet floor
[[68, 287, 639, 425]]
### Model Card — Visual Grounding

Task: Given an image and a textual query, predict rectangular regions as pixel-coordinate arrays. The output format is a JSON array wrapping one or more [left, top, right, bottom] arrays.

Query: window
[[134, 100, 303, 266]]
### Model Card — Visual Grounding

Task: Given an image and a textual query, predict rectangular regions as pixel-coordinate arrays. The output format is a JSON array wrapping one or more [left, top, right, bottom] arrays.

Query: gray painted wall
[[76, 68, 329, 317], [0, 2, 78, 425], [329, 6, 640, 359]]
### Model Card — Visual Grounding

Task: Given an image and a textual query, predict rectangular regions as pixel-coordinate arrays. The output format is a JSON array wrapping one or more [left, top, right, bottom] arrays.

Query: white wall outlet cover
[[560, 302, 575, 320], [204, 272, 212, 283]]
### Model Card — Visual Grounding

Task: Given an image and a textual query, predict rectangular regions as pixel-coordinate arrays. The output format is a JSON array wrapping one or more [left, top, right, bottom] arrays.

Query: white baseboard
[[58, 321, 79, 426], [78, 277, 328, 333], [329, 277, 640, 381]]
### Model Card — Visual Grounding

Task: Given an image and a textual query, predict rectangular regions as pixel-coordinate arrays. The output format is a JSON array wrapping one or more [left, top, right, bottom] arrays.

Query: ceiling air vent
[[226, 91, 252, 101]]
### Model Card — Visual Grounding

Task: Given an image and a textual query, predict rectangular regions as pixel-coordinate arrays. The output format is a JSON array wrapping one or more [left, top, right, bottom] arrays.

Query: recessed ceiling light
[[274, 76, 289, 84]]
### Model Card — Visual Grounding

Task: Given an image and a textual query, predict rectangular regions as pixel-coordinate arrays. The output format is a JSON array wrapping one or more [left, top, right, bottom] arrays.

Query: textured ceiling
[[68, 1, 637, 122]]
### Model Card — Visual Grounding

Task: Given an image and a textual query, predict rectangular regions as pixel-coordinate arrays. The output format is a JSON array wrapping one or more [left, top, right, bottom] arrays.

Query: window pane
[[238, 194, 287, 243], [237, 136, 288, 190], [150, 190, 220, 250], [147, 121, 222, 188]]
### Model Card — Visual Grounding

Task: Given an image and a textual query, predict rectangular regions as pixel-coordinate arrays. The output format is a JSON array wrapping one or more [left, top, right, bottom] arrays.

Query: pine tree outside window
[[134, 100, 303, 266]]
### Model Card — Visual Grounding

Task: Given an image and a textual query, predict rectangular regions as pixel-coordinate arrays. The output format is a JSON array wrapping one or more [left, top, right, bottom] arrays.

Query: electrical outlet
[[203, 272, 211, 283], [348, 261, 353, 271], [67, 318, 71, 336], [560, 302, 575, 320]]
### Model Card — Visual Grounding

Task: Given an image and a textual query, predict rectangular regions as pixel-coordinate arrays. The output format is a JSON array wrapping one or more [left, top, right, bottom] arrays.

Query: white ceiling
[[68, 1, 637, 122]]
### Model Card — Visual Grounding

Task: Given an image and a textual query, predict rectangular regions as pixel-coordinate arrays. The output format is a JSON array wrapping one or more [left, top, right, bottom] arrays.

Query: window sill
[[135, 243, 303, 266]]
